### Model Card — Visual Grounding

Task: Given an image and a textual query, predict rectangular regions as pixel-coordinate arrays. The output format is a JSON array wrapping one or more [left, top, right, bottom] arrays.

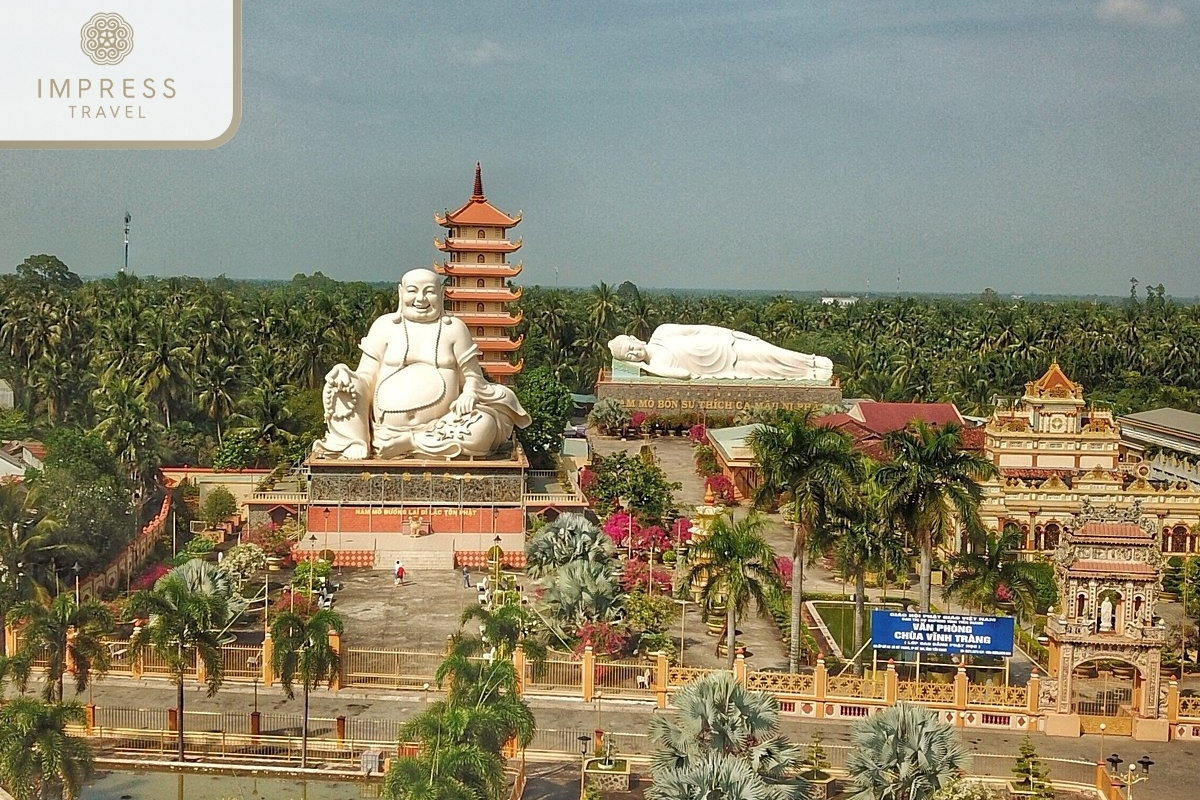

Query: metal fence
[[342, 648, 442, 689]]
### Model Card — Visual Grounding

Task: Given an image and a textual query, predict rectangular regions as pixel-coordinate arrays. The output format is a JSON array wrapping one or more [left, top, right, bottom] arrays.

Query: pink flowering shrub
[[620, 559, 672, 594], [705, 474, 737, 505], [574, 622, 631, 657], [775, 556, 794, 588], [671, 517, 693, 546], [630, 411, 649, 431], [688, 424, 707, 443], [131, 563, 171, 592], [602, 511, 640, 549]]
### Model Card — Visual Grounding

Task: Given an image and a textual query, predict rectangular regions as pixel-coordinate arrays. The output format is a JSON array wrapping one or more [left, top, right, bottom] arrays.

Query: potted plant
[[799, 731, 838, 800]]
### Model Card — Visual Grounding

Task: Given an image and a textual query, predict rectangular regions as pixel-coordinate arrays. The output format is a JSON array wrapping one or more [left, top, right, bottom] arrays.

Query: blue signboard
[[871, 611, 1015, 657]]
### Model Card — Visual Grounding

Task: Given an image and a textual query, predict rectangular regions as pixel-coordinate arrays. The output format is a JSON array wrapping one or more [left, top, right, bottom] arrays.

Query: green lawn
[[810, 601, 900, 657]]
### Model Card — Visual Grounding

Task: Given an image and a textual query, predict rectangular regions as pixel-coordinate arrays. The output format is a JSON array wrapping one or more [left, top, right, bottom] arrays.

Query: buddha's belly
[[374, 363, 460, 428]]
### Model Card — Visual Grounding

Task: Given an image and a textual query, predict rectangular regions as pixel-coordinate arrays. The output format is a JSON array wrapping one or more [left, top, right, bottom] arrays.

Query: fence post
[[196, 648, 206, 686], [655, 650, 668, 710], [85, 702, 96, 735], [131, 625, 144, 681], [582, 645, 595, 702], [883, 659, 898, 705], [263, 633, 274, 687], [954, 666, 968, 721], [328, 629, 342, 690], [3, 622, 16, 655], [1167, 679, 1179, 723], [336, 715, 346, 745], [1026, 670, 1040, 716], [814, 655, 828, 718], [513, 642, 526, 696], [734, 651, 747, 685]]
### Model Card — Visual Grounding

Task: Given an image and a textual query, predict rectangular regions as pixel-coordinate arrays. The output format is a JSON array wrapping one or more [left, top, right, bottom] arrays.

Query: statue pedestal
[[304, 447, 528, 570], [596, 374, 841, 422]]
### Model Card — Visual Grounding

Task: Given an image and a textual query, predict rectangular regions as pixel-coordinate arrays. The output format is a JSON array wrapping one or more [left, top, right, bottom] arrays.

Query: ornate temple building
[[980, 364, 1200, 556], [1043, 510, 1168, 740], [434, 163, 524, 380]]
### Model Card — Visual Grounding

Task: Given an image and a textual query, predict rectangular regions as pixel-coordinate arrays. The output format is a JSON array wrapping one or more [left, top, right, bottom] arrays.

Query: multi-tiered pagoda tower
[[434, 164, 524, 381]]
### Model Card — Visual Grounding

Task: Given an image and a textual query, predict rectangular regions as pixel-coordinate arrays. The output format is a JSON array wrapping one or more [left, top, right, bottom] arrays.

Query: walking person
[[462, 566, 472, 589], [394, 559, 405, 586]]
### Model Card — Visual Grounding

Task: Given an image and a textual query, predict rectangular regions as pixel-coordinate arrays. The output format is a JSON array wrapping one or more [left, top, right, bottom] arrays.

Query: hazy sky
[[2, 1, 1198, 295]]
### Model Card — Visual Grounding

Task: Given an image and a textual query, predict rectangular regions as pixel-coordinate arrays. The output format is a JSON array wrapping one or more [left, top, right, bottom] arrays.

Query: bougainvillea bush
[[619, 559, 672, 595], [705, 474, 737, 505]]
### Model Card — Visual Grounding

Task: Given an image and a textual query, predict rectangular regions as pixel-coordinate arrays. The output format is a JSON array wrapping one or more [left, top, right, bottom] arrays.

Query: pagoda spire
[[472, 162, 485, 201]]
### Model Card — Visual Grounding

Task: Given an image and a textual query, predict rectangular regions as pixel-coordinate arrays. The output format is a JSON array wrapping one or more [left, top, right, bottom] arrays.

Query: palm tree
[[647, 671, 807, 800], [269, 608, 344, 769], [0, 698, 93, 800], [537, 559, 624, 628], [385, 637, 534, 800], [845, 704, 970, 800], [831, 480, 909, 674], [943, 523, 1042, 619], [876, 422, 997, 613], [748, 417, 863, 672], [7, 594, 113, 703], [458, 603, 548, 666], [0, 486, 75, 654], [524, 512, 614, 578], [127, 573, 227, 762], [684, 513, 783, 670]]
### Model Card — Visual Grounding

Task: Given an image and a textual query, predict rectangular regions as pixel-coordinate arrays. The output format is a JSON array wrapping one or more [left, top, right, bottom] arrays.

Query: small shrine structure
[[1043, 500, 1168, 740]]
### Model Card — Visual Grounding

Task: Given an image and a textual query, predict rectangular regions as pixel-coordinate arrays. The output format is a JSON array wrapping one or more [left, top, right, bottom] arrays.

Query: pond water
[[83, 770, 379, 800]]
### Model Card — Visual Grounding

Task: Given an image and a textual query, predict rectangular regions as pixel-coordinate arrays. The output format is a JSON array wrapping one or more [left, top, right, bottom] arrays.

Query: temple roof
[[1075, 521, 1153, 541], [435, 164, 522, 228], [1071, 560, 1155, 575], [1025, 361, 1083, 400], [479, 359, 523, 376], [435, 263, 523, 278], [847, 401, 964, 433], [443, 287, 522, 302], [434, 237, 522, 253]]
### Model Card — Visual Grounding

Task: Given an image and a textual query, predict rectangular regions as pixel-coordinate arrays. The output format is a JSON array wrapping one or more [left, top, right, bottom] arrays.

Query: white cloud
[[1096, 0, 1185, 28], [463, 39, 509, 67]]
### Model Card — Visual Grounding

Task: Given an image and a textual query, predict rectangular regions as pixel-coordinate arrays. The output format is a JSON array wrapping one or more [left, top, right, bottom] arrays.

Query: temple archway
[[1070, 658, 1139, 735]]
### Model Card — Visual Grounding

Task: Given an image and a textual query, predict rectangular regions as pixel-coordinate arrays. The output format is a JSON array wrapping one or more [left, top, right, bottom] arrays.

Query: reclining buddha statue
[[311, 268, 531, 460]]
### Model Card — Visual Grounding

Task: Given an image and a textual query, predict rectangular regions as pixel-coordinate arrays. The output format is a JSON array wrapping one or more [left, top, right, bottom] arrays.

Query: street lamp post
[[1105, 754, 1153, 800], [672, 598, 691, 667], [322, 508, 330, 554], [72, 561, 81, 604], [577, 734, 592, 799]]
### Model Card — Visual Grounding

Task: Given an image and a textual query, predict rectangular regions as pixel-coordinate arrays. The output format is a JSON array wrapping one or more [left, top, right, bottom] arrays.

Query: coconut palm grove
[[0, 236, 1197, 800]]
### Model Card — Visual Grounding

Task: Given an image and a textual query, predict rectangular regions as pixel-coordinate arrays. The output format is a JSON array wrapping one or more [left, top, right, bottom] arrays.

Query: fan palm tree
[[537, 559, 623, 627], [270, 608, 343, 769], [524, 512, 614, 578], [0, 698, 93, 800], [943, 523, 1042, 619], [7, 594, 113, 703], [876, 422, 997, 613], [684, 513, 783, 669], [747, 418, 863, 672], [845, 704, 970, 800], [127, 573, 227, 762], [647, 671, 807, 800]]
